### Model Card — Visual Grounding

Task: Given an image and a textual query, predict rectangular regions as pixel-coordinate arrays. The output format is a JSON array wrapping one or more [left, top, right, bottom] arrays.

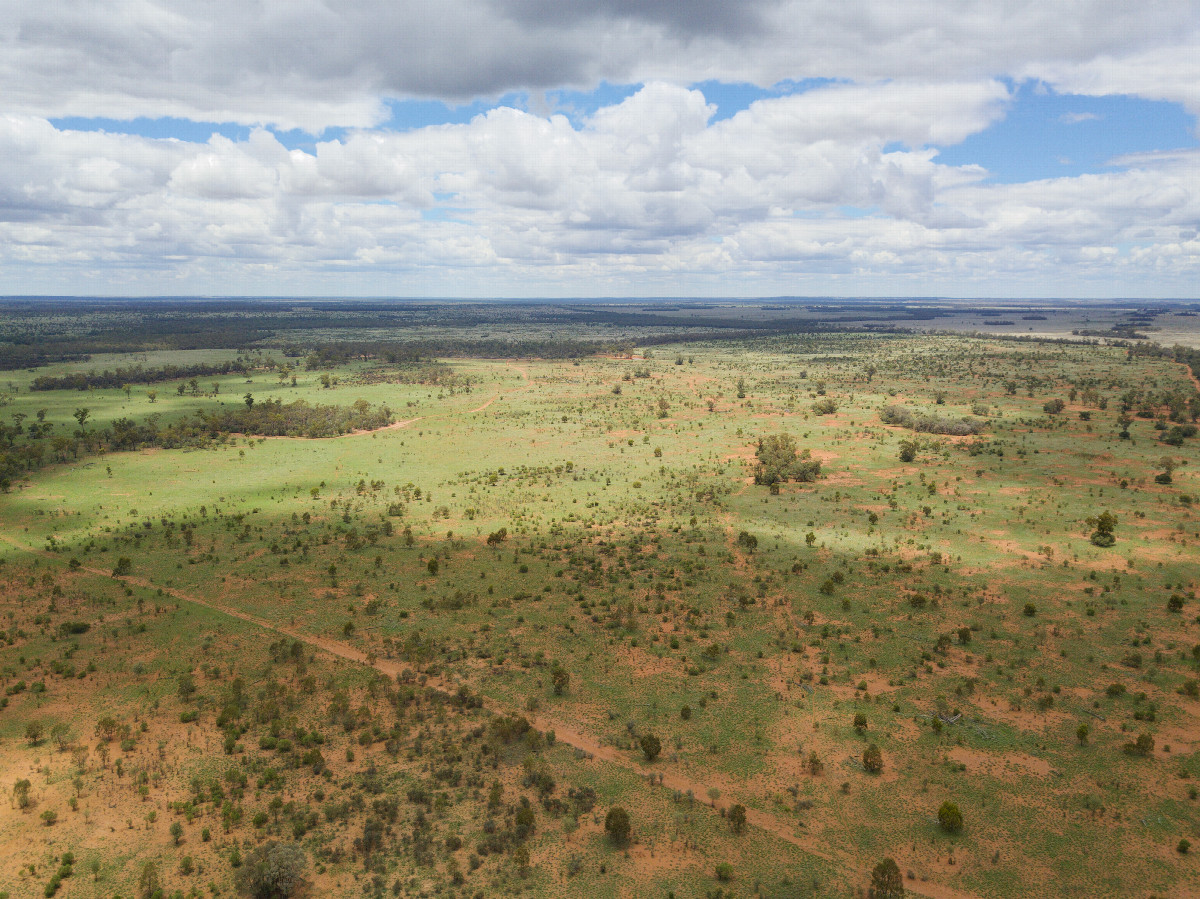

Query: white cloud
[[2, 0, 1199, 295], [1, 1, 1198, 129], [0, 77, 1198, 296]]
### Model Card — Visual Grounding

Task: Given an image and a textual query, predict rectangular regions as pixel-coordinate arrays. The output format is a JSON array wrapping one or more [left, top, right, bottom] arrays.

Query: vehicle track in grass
[[0, 527, 977, 899]]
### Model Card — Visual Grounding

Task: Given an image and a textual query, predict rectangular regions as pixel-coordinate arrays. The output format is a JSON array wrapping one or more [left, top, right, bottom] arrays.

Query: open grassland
[[1, 327, 1199, 899]]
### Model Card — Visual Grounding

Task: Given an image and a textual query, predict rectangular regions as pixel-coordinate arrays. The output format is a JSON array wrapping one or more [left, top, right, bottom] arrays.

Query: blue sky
[[50, 78, 1198, 186], [5, 1, 1200, 297]]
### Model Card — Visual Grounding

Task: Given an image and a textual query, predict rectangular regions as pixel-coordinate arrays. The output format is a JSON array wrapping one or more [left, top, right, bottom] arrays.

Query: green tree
[[869, 857, 904, 898], [551, 666, 570, 696], [13, 778, 32, 809], [138, 860, 160, 899], [1089, 511, 1118, 547], [937, 801, 963, 833], [863, 743, 884, 774], [754, 434, 821, 486], [170, 820, 184, 845], [1123, 733, 1155, 757], [1076, 723, 1089, 746], [639, 733, 662, 762], [728, 803, 747, 834], [237, 841, 307, 898], [73, 408, 90, 430], [177, 672, 197, 702], [244, 393, 254, 410], [50, 722, 75, 752], [604, 806, 631, 845], [25, 721, 44, 745], [898, 438, 919, 463]]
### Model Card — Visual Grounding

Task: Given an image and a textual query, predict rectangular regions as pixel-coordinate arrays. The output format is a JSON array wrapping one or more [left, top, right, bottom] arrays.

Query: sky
[[3, 1, 1200, 298]]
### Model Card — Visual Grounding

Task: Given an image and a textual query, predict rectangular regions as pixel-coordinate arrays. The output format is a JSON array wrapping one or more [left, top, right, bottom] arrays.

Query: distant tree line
[[31, 360, 260, 391], [0, 398, 391, 490], [291, 338, 636, 367]]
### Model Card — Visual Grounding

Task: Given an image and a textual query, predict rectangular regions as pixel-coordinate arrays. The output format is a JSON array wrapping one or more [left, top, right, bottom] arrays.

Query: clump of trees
[[753, 434, 821, 487], [880, 405, 985, 436], [237, 841, 307, 898], [31, 360, 257, 391], [198, 398, 390, 438]]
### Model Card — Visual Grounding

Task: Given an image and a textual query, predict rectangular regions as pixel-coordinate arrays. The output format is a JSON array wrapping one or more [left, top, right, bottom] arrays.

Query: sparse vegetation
[[0, 299, 1197, 898]]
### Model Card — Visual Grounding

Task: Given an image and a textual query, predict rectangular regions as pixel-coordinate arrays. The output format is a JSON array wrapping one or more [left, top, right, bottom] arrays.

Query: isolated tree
[[1089, 511, 1118, 547], [604, 806, 631, 845], [640, 733, 662, 762], [728, 803, 747, 834], [138, 861, 160, 899], [551, 666, 570, 696], [178, 672, 197, 702], [244, 392, 254, 410], [937, 801, 963, 833], [898, 439, 919, 463], [50, 722, 75, 752], [863, 743, 884, 774], [25, 721, 44, 745], [869, 857, 904, 898], [171, 820, 184, 845], [1076, 723, 1089, 746], [73, 408, 90, 430], [13, 779, 32, 810]]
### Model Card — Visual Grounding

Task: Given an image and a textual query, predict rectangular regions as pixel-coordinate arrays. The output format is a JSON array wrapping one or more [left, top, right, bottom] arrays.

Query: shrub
[[604, 807, 631, 845], [1123, 733, 1155, 757], [639, 734, 662, 762], [715, 862, 734, 881], [937, 801, 963, 833]]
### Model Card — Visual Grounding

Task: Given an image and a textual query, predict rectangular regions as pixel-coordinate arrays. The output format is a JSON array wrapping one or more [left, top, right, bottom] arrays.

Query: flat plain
[[1, 299, 1198, 899]]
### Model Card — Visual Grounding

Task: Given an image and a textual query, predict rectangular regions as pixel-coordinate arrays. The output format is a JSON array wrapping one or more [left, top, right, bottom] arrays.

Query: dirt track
[[0, 528, 974, 899]]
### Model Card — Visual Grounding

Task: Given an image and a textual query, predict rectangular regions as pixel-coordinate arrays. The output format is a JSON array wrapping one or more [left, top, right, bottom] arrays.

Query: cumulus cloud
[[1, 79, 1197, 295], [2, 1, 1199, 129], [2, 1, 1199, 294]]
